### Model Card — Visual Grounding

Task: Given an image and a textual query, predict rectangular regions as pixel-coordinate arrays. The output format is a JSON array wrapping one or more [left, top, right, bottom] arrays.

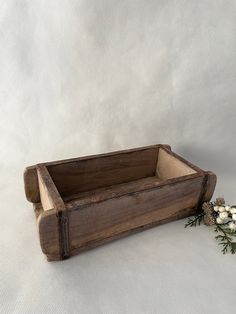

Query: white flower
[[229, 222, 236, 230], [219, 211, 228, 220], [230, 208, 236, 214], [219, 206, 225, 212], [216, 217, 224, 224], [214, 206, 219, 212], [225, 205, 231, 211], [232, 214, 236, 221]]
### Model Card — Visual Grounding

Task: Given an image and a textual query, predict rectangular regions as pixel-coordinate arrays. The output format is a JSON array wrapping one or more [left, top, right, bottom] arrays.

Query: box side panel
[[47, 147, 159, 197], [156, 148, 197, 180], [69, 176, 204, 251], [37, 169, 55, 211]]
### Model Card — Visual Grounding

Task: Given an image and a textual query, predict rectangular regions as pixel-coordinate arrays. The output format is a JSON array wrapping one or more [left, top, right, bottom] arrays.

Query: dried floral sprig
[[214, 224, 236, 254], [185, 197, 236, 254], [184, 212, 205, 228]]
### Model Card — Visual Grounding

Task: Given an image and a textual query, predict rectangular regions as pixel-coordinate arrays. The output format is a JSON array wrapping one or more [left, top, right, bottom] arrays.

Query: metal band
[[58, 211, 70, 259]]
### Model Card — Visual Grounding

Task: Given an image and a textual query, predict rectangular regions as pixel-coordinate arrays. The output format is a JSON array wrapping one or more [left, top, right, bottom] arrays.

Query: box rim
[[24, 144, 205, 204]]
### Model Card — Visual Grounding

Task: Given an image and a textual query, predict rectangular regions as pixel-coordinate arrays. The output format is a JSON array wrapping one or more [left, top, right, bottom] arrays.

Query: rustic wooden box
[[24, 144, 216, 261]]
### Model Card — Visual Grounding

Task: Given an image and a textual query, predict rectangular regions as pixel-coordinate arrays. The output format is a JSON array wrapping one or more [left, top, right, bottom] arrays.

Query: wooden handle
[[24, 166, 40, 203], [36, 165, 70, 260], [203, 171, 217, 202]]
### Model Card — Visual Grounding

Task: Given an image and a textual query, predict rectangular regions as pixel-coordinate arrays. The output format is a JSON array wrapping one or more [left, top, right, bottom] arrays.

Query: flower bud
[[229, 222, 236, 230], [219, 212, 228, 220], [216, 217, 223, 224], [230, 208, 236, 214], [219, 207, 225, 212]]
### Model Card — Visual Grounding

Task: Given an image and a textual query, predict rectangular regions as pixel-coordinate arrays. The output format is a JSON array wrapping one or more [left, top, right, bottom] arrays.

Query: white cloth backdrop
[[1, 1, 236, 313]]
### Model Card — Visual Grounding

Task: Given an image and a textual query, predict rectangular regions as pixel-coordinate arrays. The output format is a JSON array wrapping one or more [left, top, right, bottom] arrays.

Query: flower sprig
[[185, 212, 205, 228], [214, 224, 236, 254], [185, 197, 236, 254]]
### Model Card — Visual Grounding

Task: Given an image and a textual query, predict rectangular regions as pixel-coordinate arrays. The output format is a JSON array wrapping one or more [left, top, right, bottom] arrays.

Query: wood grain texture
[[24, 144, 217, 261], [157, 146, 204, 173], [68, 175, 204, 250], [69, 206, 196, 258], [36, 165, 70, 260], [64, 176, 163, 208], [156, 148, 197, 179], [37, 165, 65, 212], [24, 166, 40, 203], [47, 147, 159, 198], [24, 144, 169, 203], [203, 171, 217, 202], [37, 208, 61, 261]]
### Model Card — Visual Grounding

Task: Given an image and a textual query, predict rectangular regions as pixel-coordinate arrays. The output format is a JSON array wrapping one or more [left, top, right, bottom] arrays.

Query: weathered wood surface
[[24, 144, 170, 203], [156, 148, 196, 179], [203, 171, 217, 202], [47, 147, 159, 198], [68, 175, 204, 251], [37, 207, 61, 261], [24, 144, 217, 261], [36, 165, 70, 260], [64, 176, 162, 208], [37, 165, 65, 212], [24, 166, 40, 203]]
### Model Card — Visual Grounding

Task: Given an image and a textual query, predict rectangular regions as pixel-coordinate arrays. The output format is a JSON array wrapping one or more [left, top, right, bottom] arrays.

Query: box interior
[[47, 147, 197, 205]]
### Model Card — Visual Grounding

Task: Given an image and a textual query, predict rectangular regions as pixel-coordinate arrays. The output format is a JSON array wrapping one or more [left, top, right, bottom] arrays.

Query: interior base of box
[[64, 176, 163, 210]]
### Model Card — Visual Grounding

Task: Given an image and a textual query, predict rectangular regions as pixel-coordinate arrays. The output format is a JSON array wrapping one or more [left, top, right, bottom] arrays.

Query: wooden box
[[24, 144, 216, 261]]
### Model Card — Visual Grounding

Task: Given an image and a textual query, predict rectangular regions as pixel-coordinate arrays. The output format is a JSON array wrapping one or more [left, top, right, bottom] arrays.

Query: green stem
[[185, 212, 205, 228], [215, 224, 236, 254], [215, 224, 231, 240]]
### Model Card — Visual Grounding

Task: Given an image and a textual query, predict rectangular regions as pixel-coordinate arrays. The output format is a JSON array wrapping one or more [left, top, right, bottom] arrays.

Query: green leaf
[[214, 224, 236, 254], [184, 213, 205, 228], [231, 242, 236, 249]]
